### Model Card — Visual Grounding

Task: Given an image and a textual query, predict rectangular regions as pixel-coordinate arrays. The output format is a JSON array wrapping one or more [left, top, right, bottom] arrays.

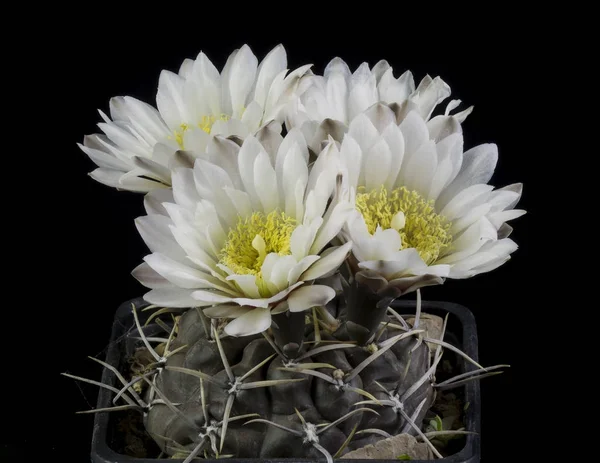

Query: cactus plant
[[66, 290, 504, 462], [70, 43, 525, 461]]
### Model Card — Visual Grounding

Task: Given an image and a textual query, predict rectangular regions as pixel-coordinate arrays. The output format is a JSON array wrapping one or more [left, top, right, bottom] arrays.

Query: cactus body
[[143, 306, 435, 459]]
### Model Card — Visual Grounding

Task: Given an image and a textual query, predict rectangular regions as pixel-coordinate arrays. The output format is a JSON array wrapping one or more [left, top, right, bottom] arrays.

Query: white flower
[[79, 44, 311, 193], [289, 57, 472, 152], [132, 130, 355, 336], [338, 104, 525, 296]]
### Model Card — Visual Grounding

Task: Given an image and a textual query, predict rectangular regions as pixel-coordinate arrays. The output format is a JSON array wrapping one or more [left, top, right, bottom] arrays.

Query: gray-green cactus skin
[[144, 300, 435, 460]]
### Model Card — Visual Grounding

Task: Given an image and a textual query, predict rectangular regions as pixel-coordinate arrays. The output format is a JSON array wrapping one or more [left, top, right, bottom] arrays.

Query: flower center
[[220, 211, 297, 294], [355, 185, 452, 264], [172, 114, 231, 148]]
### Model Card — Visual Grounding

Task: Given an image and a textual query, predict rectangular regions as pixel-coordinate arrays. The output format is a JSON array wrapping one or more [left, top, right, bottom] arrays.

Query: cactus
[[65, 288, 503, 462]]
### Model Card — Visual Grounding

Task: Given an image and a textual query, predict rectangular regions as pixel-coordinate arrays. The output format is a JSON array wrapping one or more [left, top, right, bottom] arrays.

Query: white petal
[[256, 123, 284, 164], [118, 96, 171, 141], [168, 217, 218, 268], [178, 58, 194, 78], [78, 140, 130, 171], [267, 255, 298, 292], [259, 253, 279, 292], [437, 220, 491, 265], [336, 135, 360, 193], [488, 209, 526, 229], [290, 218, 323, 260], [363, 103, 396, 133], [487, 183, 523, 212], [253, 148, 279, 213], [412, 75, 451, 120], [241, 100, 264, 133], [441, 184, 495, 220], [181, 127, 210, 152], [378, 69, 415, 105], [326, 71, 349, 121], [347, 113, 379, 153], [226, 274, 261, 299], [143, 288, 199, 308], [358, 248, 427, 280], [381, 124, 405, 190], [264, 65, 312, 121], [452, 105, 473, 123], [348, 63, 378, 120], [275, 128, 309, 180], [237, 136, 263, 210], [288, 255, 321, 285], [481, 238, 519, 257], [287, 285, 336, 312], [153, 143, 176, 168], [224, 307, 271, 336], [324, 57, 351, 79], [310, 201, 355, 254], [464, 255, 510, 277], [223, 187, 253, 219], [374, 227, 402, 251], [351, 227, 404, 263], [271, 300, 289, 315], [135, 215, 186, 262], [191, 52, 221, 115], [132, 262, 171, 289], [449, 239, 517, 278], [399, 110, 429, 158], [88, 168, 122, 189], [89, 168, 159, 193], [192, 290, 240, 304], [133, 156, 171, 183], [371, 60, 390, 83], [423, 264, 450, 277], [219, 49, 238, 116], [428, 138, 463, 202], [193, 156, 234, 193], [451, 203, 492, 236], [193, 282, 303, 308], [401, 140, 438, 197], [193, 160, 238, 227], [156, 70, 186, 130], [98, 122, 148, 157], [304, 184, 330, 226], [144, 253, 212, 289], [427, 115, 462, 143], [253, 44, 287, 111], [195, 201, 227, 254], [300, 242, 352, 281], [437, 143, 498, 209], [229, 45, 258, 118], [144, 188, 174, 216], [171, 167, 199, 211], [206, 136, 243, 187], [364, 138, 392, 191], [210, 118, 249, 138], [91, 131, 132, 165], [204, 304, 250, 319], [281, 142, 308, 219]]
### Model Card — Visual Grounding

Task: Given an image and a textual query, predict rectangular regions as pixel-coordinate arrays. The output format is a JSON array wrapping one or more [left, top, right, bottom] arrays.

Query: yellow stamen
[[220, 211, 297, 296], [169, 115, 231, 148], [355, 185, 452, 264], [172, 123, 189, 147], [199, 114, 230, 134]]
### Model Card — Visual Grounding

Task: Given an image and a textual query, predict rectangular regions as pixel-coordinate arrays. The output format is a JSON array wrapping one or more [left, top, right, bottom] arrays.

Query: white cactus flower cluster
[[80, 44, 525, 335]]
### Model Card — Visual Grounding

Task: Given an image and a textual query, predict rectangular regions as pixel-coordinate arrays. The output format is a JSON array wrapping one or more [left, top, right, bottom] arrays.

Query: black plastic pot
[[91, 299, 481, 463]]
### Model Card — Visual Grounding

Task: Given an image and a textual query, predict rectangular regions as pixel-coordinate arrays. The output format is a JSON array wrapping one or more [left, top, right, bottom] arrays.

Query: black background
[[8, 28, 537, 462]]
